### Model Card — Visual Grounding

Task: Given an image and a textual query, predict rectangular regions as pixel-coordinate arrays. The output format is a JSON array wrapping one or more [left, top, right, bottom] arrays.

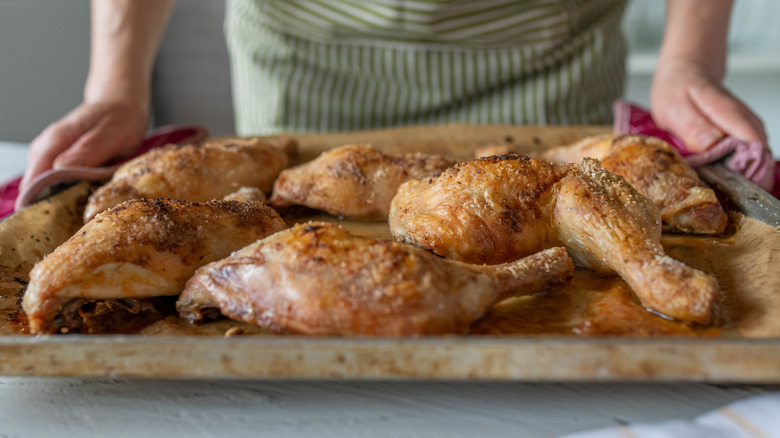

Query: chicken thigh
[[268, 144, 454, 219], [83, 136, 297, 222], [541, 134, 727, 234], [23, 198, 286, 334], [177, 222, 574, 336], [389, 155, 719, 324]]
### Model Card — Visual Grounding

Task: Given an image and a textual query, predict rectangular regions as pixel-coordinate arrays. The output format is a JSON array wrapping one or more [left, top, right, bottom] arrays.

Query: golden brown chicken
[[83, 136, 297, 222], [23, 198, 286, 334], [541, 134, 728, 234], [268, 144, 455, 219], [177, 222, 574, 336], [389, 155, 719, 324]]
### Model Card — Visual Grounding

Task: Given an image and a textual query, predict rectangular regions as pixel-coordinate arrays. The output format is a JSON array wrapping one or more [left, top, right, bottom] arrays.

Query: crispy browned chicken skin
[[23, 198, 286, 334], [389, 155, 719, 324], [541, 134, 728, 234], [268, 144, 455, 219], [83, 137, 296, 222], [177, 222, 574, 336]]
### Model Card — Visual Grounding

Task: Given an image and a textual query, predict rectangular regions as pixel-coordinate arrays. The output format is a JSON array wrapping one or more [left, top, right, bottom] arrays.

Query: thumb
[[682, 124, 725, 154]]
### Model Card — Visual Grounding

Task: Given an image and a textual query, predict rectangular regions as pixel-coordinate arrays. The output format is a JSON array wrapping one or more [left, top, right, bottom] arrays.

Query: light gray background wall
[[0, 0, 90, 142], [1, 0, 779, 156]]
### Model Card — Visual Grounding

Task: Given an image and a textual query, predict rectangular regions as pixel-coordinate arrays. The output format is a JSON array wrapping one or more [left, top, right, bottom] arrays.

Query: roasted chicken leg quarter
[[83, 136, 297, 222], [23, 198, 287, 334], [541, 134, 728, 234], [177, 222, 574, 336], [389, 155, 720, 324], [268, 144, 455, 219]]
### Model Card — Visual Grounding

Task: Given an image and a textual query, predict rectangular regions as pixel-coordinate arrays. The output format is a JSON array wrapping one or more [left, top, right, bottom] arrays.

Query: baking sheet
[[1, 124, 779, 381]]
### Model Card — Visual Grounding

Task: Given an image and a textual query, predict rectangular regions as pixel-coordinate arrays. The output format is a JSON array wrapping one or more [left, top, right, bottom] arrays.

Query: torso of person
[[225, 0, 627, 135]]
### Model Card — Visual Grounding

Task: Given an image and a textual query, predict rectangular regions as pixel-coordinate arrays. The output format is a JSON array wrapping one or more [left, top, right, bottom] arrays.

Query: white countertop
[[1, 141, 778, 437], [0, 378, 776, 438]]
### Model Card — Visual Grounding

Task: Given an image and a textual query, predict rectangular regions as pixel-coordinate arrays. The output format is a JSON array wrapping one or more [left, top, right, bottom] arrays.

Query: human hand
[[650, 58, 768, 153], [21, 100, 148, 191]]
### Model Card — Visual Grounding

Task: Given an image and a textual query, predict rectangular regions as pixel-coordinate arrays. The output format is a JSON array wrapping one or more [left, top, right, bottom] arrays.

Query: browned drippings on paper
[[1, 125, 779, 338], [471, 270, 725, 337]]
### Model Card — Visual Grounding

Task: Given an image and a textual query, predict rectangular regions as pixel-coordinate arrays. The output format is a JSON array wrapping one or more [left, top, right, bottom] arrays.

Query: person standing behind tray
[[20, 0, 770, 191]]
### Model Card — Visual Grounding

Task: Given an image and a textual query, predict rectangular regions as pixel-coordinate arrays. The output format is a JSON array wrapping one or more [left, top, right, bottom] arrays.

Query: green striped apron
[[225, 0, 627, 135]]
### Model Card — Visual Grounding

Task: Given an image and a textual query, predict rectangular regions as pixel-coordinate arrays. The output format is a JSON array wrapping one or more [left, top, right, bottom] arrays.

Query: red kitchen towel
[[0, 178, 19, 220], [613, 100, 779, 198], [0, 124, 208, 220]]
